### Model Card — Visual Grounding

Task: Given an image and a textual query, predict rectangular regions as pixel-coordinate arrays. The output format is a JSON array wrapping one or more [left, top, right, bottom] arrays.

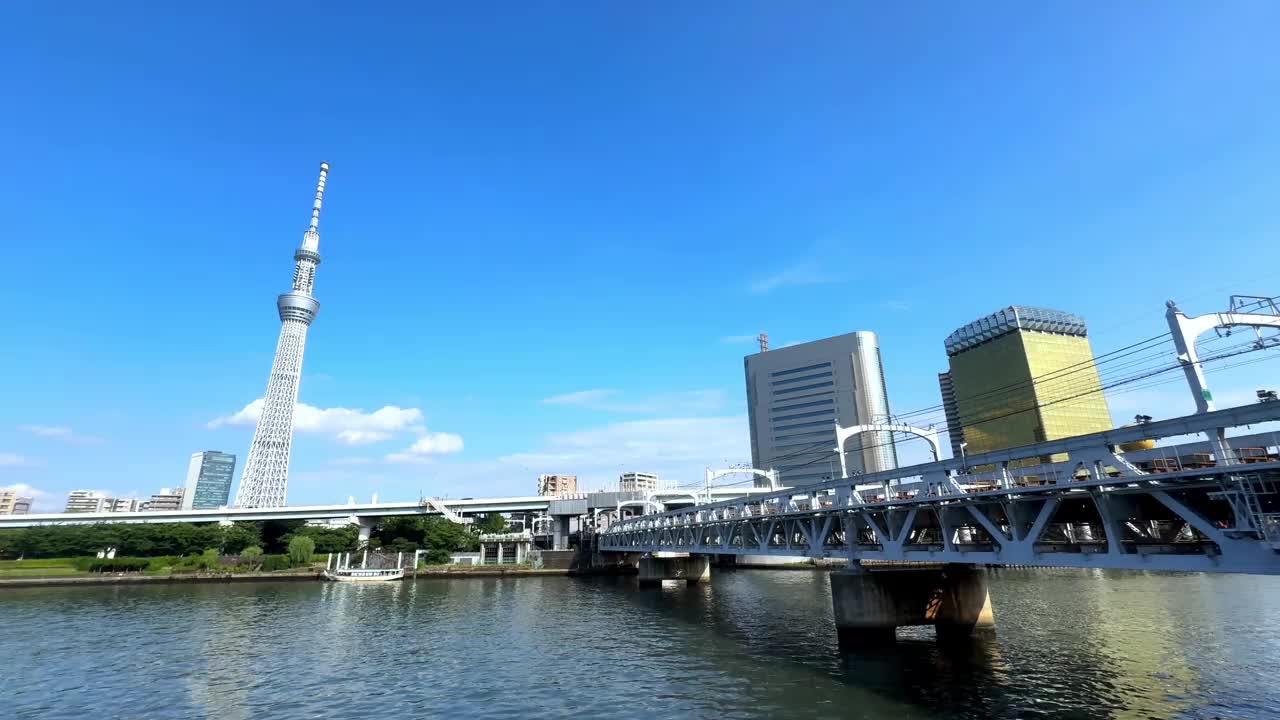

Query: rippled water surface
[[3, 569, 1279, 719]]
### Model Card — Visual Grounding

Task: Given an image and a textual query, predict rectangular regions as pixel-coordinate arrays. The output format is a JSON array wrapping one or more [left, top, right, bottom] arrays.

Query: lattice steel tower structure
[[233, 163, 330, 508]]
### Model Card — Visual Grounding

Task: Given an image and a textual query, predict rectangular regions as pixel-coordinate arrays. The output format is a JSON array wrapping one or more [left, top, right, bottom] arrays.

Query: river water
[[2, 568, 1278, 719]]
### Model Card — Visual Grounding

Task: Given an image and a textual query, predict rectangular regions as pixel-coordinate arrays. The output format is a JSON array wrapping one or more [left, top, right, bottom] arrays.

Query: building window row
[[769, 362, 831, 378], [772, 430, 833, 445], [770, 371, 834, 387], [770, 389, 835, 407], [770, 398, 834, 413], [771, 419, 834, 432], [770, 408, 834, 423], [772, 381, 835, 396]]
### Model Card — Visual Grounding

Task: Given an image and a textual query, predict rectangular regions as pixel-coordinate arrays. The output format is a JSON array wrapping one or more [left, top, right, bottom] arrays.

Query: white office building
[[65, 491, 138, 514], [619, 472, 660, 494], [144, 488, 185, 512], [744, 331, 898, 485]]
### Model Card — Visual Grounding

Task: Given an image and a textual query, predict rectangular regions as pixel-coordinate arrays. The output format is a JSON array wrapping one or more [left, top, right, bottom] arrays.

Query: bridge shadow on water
[[575, 569, 1028, 719]]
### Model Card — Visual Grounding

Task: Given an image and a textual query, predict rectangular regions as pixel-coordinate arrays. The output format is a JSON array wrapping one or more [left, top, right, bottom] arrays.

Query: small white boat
[[323, 567, 405, 583]]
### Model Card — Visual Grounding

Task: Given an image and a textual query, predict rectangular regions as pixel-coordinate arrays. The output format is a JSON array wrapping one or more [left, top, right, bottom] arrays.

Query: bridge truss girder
[[603, 473, 1280, 574], [602, 402, 1280, 574]]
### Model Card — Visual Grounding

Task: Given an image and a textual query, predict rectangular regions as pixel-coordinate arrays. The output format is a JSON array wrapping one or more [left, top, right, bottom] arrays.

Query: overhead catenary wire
[[890, 331, 1174, 422], [713, 313, 1279, 491], [895, 333, 1264, 432], [756, 339, 1280, 483]]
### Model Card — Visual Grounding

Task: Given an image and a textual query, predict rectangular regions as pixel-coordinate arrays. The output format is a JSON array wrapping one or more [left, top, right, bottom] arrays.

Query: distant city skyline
[[4, 4, 1280, 510]]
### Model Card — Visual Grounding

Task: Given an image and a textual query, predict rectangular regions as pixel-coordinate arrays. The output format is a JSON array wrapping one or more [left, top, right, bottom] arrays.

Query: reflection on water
[[2, 569, 1277, 719]]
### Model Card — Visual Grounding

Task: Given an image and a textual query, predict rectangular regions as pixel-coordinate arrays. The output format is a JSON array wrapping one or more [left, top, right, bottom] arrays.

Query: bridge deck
[[600, 403, 1280, 574]]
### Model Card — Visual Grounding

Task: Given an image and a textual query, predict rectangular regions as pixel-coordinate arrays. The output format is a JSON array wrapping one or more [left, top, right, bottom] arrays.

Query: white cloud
[[720, 334, 758, 345], [0, 453, 33, 467], [499, 415, 750, 491], [328, 457, 378, 467], [18, 425, 104, 445], [336, 430, 393, 445], [1, 483, 55, 512], [883, 300, 911, 311], [540, 388, 725, 415], [385, 432, 465, 464], [209, 400, 425, 445], [543, 389, 617, 406], [288, 417, 749, 501], [749, 259, 841, 294]]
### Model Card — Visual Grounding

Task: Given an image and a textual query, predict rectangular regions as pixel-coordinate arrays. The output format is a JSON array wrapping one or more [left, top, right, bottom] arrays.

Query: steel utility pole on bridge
[[1167, 295, 1280, 464]]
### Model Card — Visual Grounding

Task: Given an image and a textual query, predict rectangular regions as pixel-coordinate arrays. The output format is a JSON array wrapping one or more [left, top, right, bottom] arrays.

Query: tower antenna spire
[[309, 162, 329, 232], [234, 162, 332, 509]]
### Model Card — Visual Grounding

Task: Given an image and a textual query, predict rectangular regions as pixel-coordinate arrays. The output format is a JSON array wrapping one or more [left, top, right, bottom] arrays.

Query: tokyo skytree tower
[[234, 163, 330, 508]]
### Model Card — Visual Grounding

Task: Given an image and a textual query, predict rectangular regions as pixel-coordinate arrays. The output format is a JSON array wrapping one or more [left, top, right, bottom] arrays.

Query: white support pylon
[[234, 163, 330, 508]]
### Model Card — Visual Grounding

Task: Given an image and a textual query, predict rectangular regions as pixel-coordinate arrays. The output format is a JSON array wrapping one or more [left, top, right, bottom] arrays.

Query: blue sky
[[3, 4, 1280, 510]]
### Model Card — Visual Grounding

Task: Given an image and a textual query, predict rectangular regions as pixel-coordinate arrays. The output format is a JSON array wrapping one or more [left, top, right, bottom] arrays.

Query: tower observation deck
[[233, 163, 330, 508]]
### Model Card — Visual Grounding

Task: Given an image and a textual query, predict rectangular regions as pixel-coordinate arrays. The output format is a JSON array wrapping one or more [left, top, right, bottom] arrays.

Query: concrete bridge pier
[[638, 553, 711, 588], [354, 516, 374, 548], [830, 563, 995, 647]]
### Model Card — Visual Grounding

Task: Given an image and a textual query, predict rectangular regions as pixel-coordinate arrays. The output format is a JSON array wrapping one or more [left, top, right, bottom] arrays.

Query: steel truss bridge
[[600, 402, 1280, 574]]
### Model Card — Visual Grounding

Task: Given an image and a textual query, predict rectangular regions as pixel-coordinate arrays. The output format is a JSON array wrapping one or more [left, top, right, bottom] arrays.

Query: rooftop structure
[[944, 306, 1088, 356]]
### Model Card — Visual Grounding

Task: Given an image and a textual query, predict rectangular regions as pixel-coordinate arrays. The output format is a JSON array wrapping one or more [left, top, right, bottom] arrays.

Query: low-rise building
[[0, 490, 33, 515], [65, 491, 139, 514], [65, 490, 106, 513], [104, 497, 139, 513], [537, 474, 578, 496], [619, 472, 660, 494], [144, 488, 185, 512]]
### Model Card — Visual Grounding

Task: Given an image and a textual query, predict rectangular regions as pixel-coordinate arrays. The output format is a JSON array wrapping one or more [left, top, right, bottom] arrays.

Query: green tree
[[221, 523, 261, 554], [386, 537, 418, 553], [474, 513, 508, 534], [262, 520, 307, 554], [287, 536, 315, 567], [373, 517, 424, 547], [241, 545, 264, 567], [422, 548, 452, 565], [0, 530, 18, 559], [423, 517, 474, 551], [367, 517, 475, 560]]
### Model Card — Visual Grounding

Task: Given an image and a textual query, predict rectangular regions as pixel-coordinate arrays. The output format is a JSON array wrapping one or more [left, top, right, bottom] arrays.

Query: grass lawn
[[0, 558, 85, 578], [0, 557, 321, 579]]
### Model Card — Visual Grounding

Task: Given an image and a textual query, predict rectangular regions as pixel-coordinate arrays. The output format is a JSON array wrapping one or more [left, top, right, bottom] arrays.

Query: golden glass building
[[939, 306, 1112, 459]]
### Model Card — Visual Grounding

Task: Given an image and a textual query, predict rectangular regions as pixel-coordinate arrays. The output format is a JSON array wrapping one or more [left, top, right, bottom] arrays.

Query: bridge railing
[[602, 401, 1280, 539]]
